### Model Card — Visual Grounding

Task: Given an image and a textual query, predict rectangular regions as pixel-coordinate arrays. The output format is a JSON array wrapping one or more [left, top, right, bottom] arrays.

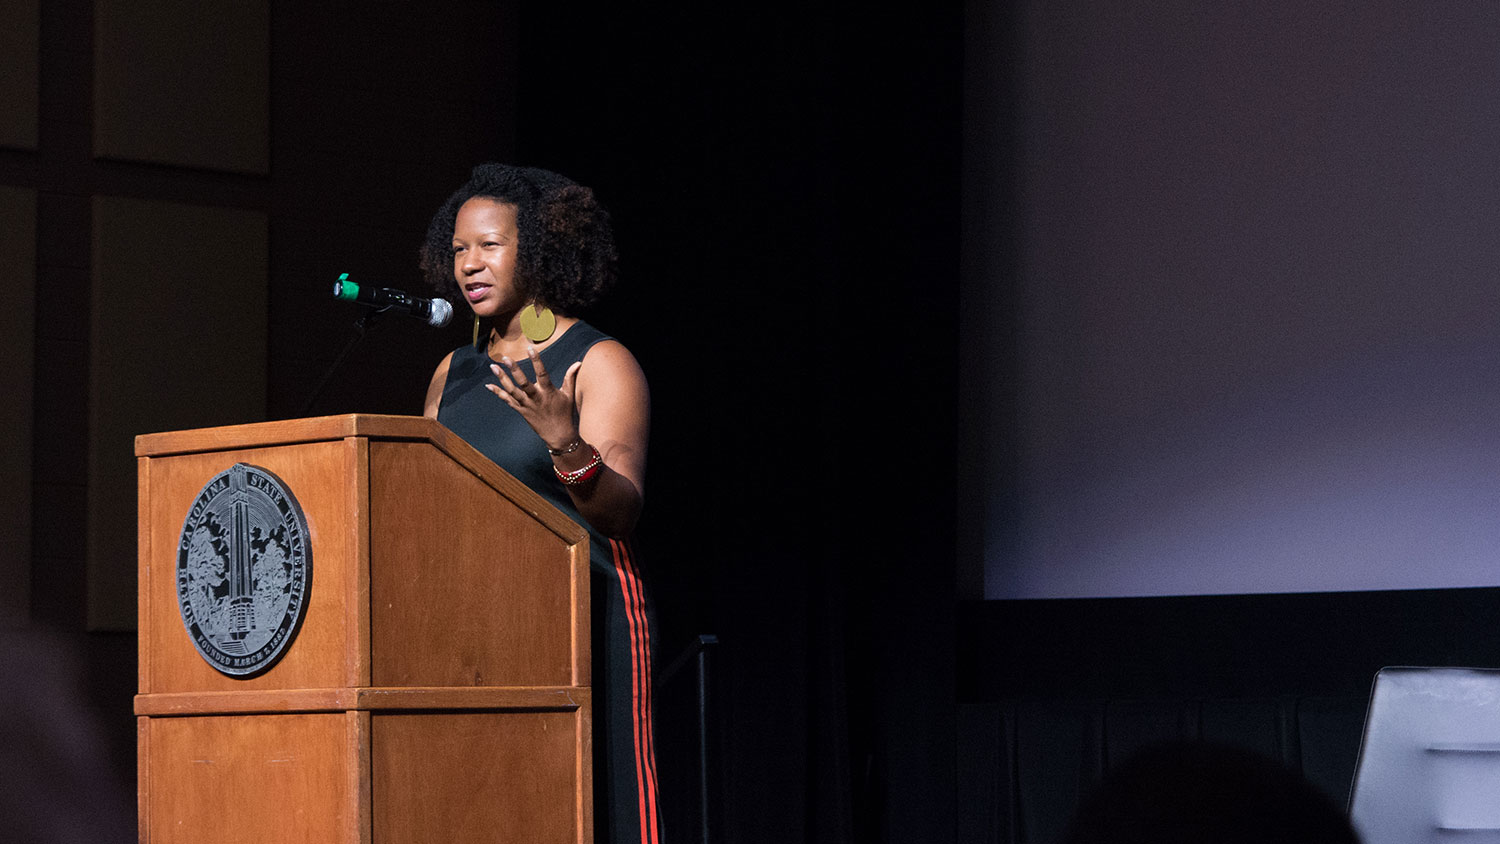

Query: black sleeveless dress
[[437, 321, 660, 844]]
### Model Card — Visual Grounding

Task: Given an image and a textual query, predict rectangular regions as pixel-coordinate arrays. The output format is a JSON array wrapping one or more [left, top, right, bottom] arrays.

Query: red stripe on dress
[[611, 538, 661, 844], [613, 539, 658, 844], [627, 539, 661, 838], [608, 539, 649, 843], [619, 539, 661, 843], [617, 539, 661, 844]]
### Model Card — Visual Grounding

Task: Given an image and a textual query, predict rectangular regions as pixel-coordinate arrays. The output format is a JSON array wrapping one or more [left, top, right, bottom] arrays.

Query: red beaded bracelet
[[554, 445, 603, 486]]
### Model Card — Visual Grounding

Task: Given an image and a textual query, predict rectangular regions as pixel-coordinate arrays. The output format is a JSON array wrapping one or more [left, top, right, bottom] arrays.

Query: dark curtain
[[516, 2, 962, 841]]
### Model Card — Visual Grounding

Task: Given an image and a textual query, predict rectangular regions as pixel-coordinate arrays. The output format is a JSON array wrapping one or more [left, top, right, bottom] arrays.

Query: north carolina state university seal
[[175, 463, 311, 677]]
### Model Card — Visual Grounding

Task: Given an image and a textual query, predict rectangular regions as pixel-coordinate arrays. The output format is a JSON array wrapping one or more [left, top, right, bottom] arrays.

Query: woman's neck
[[485, 313, 576, 361]]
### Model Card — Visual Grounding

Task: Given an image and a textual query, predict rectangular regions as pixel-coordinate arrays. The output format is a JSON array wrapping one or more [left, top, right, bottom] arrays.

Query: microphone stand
[[297, 307, 387, 418]]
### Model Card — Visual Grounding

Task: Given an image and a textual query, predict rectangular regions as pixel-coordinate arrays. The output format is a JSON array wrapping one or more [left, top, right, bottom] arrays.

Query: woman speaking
[[421, 163, 659, 844]]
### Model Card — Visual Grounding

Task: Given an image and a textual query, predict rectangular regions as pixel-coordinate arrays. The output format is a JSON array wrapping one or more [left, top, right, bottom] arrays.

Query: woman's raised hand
[[487, 347, 584, 451]]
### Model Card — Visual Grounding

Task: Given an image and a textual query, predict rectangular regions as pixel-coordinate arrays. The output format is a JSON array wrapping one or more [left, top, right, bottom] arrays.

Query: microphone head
[[428, 297, 454, 327]]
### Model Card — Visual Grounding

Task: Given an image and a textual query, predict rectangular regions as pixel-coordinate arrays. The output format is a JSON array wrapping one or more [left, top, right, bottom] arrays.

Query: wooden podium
[[134, 415, 592, 843]]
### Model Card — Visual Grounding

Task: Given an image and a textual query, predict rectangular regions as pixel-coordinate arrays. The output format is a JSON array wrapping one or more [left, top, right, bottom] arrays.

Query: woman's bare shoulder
[[579, 339, 648, 398]]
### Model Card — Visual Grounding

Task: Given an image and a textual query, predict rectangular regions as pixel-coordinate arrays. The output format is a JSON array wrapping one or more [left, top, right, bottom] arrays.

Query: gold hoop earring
[[472, 314, 482, 346], [519, 303, 557, 343]]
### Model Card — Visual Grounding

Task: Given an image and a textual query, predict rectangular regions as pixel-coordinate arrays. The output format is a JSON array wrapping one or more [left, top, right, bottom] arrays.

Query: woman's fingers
[[484, 381, 517, 407], [495, 351, 562, 400], [560, 361, 582, 398], [497, 357, 531, 391], [490, 363, 528, 400], [488, 353, 581, 450], [529, 346, 554, 389]]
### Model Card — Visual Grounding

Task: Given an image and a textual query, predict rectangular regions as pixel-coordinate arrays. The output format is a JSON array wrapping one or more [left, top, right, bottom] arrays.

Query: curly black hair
[[419, 163, 618, 313]]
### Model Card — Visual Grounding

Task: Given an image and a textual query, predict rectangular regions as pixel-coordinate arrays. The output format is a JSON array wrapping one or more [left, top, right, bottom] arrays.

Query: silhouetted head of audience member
[[0, 628, 133, 844], [1061, 740, 1360, 844]]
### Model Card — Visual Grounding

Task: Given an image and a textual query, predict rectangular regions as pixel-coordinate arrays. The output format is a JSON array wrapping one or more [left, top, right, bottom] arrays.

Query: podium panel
[[141, 712, 362, 844], [367, 441, 578, 687], [140, 439, 360, 695], [371, 708, 591, 843]]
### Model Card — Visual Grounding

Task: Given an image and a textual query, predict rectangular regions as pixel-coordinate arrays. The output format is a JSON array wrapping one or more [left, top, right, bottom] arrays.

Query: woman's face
[[451, 197, 522, 318]]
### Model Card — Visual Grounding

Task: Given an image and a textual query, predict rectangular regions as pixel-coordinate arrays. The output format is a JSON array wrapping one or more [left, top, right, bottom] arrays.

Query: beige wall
[[12, 0, 516, 633], [5, 0, 516, 821]]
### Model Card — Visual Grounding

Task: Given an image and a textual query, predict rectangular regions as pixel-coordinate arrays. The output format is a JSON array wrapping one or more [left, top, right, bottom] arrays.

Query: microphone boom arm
[[295, 307, 385, 418]]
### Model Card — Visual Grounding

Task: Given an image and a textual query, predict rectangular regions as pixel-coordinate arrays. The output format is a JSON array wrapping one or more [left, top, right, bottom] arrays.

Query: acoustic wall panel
[[0, 0, 39, 151], [94, 0, 269, 174], [0, 187, 36, 625], [0, 1, 39, 152], [88, 196, 267, 630]]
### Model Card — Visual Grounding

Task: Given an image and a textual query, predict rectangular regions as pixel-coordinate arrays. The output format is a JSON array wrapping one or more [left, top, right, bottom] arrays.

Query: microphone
[[332, 273, 453, 327]]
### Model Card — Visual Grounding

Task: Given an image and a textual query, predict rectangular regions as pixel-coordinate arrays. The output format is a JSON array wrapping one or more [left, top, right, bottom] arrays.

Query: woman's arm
[[492, 341, 649, 538]]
